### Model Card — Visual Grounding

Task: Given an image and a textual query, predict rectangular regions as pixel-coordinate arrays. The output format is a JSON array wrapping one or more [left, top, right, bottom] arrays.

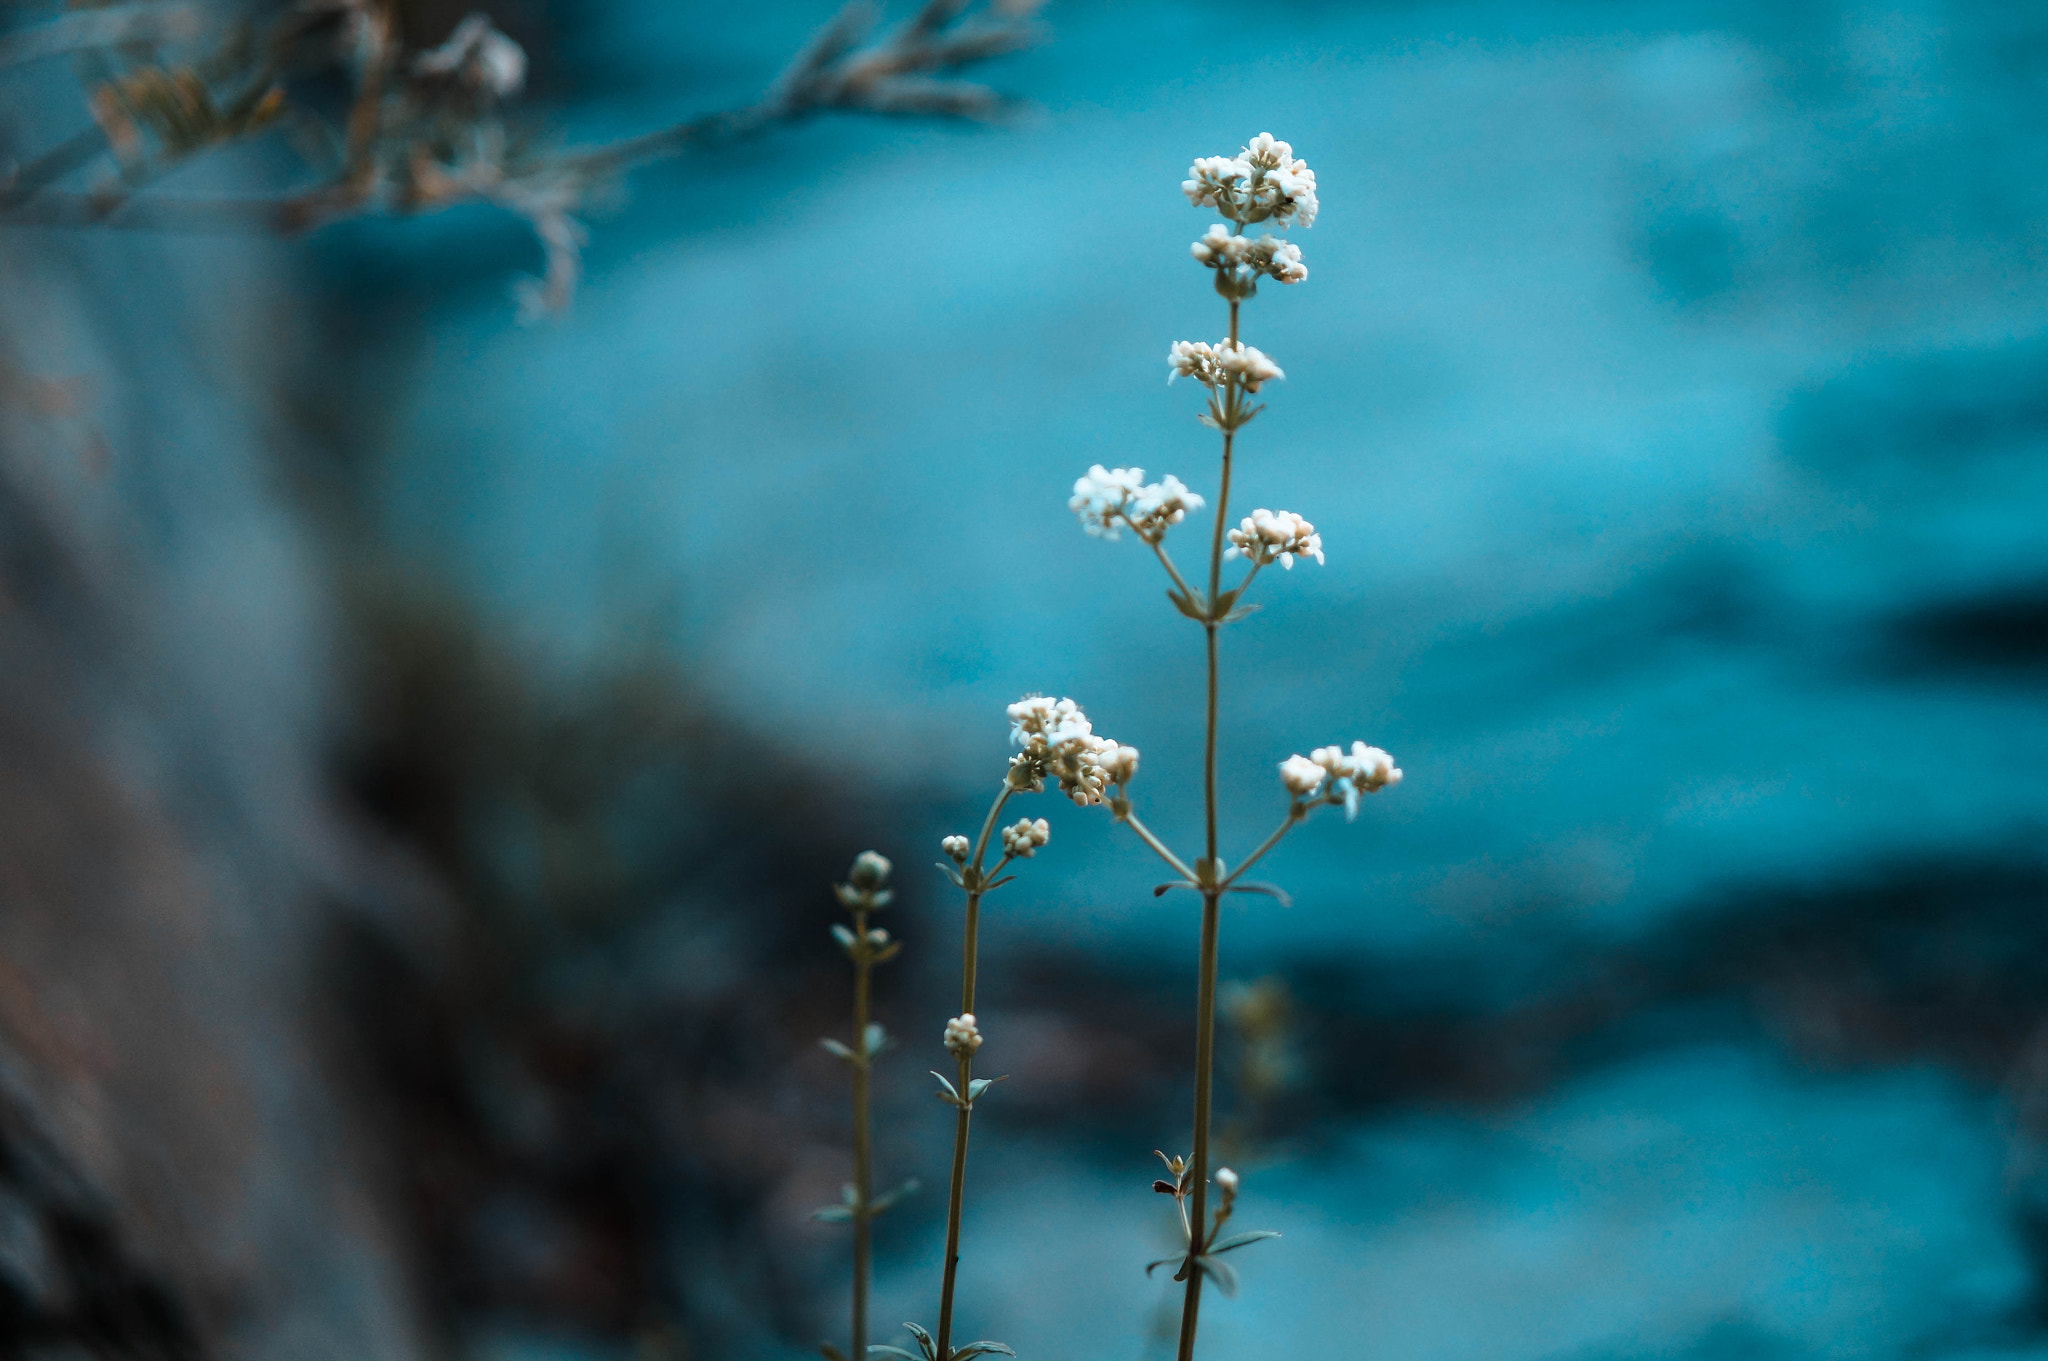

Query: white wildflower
[[1217, 341, 1283, 391], [1279, 754, 1324, 797], [1183, 156, 1250, 210], [941, 834, 970, 863], [1069, 464, 1147, 539], [1181, 135, 1317, 230], [1006, 694, 1126, 806], [1309, 741, 1403, 819], [1071, 464, 1204, 542], [1169, 339, 1221, 385], [1128, 474, 1204, 538], [1226, 509, 1323, 568], [1215, 1166, 1240, 1194], [1169, 339, 1282, 392], [1096, 743, 1140, 788], [1001, 817, 1051, 859], [944, 1013, 983, 1056]]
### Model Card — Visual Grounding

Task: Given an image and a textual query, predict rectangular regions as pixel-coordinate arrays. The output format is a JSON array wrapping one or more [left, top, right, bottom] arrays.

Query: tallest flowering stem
[[1066, 133, 1401, 1361], [1183, 296, 1238, 1361]]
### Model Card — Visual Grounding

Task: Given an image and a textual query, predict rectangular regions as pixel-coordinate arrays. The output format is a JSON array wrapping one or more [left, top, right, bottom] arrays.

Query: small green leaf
[[934, 862, 966, 888], [863, 1023, 887, 1057], [1206, 1229, 1280, 1254], [1195, 1254, 1240, 1296], [832, 924, 858, 949], [870, 889, 894, 908], [820, 1343, 851, 1361], [966, 1077, 993, 1100], [821, 1038, 856, 1062], [984, 874, 1016, 890], [1144, 1254, 1188, 1278], [1167, 589, 1210, 621], [930, 1071, 961, 1105], [873, 941, 903, 964], [1153, 881, 1198, 898], [1224, 881, 1292, 907], [811, 1204, 853, 1222], [948, 1344, 1016, 1359], [901, 1322, 939, 1360]]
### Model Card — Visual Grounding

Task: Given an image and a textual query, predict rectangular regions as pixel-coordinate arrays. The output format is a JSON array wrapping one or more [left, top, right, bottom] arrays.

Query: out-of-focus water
[[342, 2, 2048, 1354], [373, 0, 2048, 961]]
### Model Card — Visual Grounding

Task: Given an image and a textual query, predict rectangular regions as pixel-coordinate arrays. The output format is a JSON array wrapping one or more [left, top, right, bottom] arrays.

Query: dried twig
[[0, 0, 1046, 313]]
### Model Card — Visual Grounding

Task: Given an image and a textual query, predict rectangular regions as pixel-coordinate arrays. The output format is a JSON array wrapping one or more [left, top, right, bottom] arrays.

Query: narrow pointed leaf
[[934, 862, 966, 887], [820, 1038, 856, 1062], [1144, 1254, 1187, 1277], [1152, 1180, 1177, 1195], [966, 1077, 993, 1100], [901, 1322, 938, 1360], [984, 874, 1016, 889], [949, 1345, 1016, 1360], [811, 1204, 854, 1222], [1206, 1229, 1281, 1254], [1224, 882, 1291, 906], [1153, 881, 1198, 897], [930, 1071, 961, 1104], [1195, 1254, 1241, 1296]]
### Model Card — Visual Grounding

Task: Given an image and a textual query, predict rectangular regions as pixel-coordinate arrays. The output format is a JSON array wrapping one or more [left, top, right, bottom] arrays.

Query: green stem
[[1176, 297, 1239, 1361], [1119, 810, 1198, 883], [851, 906, 873, 1361], [1220, 807, 1304, 889], [936, 780, 1011, 1360]]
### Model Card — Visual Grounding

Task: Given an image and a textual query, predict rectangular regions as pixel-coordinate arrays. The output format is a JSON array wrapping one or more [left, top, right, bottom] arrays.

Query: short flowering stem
[[1220, 805, 1307, 890], [935, 781, 1011, 1361], [1119, 808, 1199, 883], [1147, 533, 1202, 610], [850, 903, 875, 1361]]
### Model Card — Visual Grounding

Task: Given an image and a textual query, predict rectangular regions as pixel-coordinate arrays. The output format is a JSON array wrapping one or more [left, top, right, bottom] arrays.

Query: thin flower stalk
[[897, 700, 1129, 1361], [816, 853, 913, 1361], [1067, 133, 1404, 1360]]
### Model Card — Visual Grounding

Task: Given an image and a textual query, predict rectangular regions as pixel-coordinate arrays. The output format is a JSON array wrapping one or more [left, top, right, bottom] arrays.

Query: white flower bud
[[1279, 754, 1324, 797], [941, 834, 971, 863], [1215, 1167, 1240, 1193], [1226, 509, 1322, 568], [1001, 817, 1051, 858], [944, 1013, 983, 1056]]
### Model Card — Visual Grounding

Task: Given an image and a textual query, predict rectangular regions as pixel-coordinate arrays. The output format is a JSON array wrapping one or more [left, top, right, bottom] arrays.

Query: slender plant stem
[[935, 781, 1012, 1359], [851, 905, 873, 1361], [1221, 808, 1304, 889], [1176, 296, 1241, 1361], [1120, 811, 1198, 883]]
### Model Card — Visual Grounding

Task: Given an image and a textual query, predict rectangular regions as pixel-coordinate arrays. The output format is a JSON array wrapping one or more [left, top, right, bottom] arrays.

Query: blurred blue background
[[5, 1, 2048, 1359]]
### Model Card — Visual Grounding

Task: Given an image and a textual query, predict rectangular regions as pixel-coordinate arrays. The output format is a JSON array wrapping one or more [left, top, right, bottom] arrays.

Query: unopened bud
[[849, 850, 892, 891]]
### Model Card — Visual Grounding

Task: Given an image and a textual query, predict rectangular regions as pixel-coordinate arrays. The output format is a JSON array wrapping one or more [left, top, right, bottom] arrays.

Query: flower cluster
[[941, 834, 971, 863], [1279, 741, 1402, 818], [1182, 133, 1318, 229], [1189, 226, 1307, 286], [1001, 817, 1051, 859], [1167, 339, 1285, 392], [944, 1013, 983, 1057], [1226, 509, 1323, 568], [1070, 465, 1206, 542], [1006, 695, 1136, 805]]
